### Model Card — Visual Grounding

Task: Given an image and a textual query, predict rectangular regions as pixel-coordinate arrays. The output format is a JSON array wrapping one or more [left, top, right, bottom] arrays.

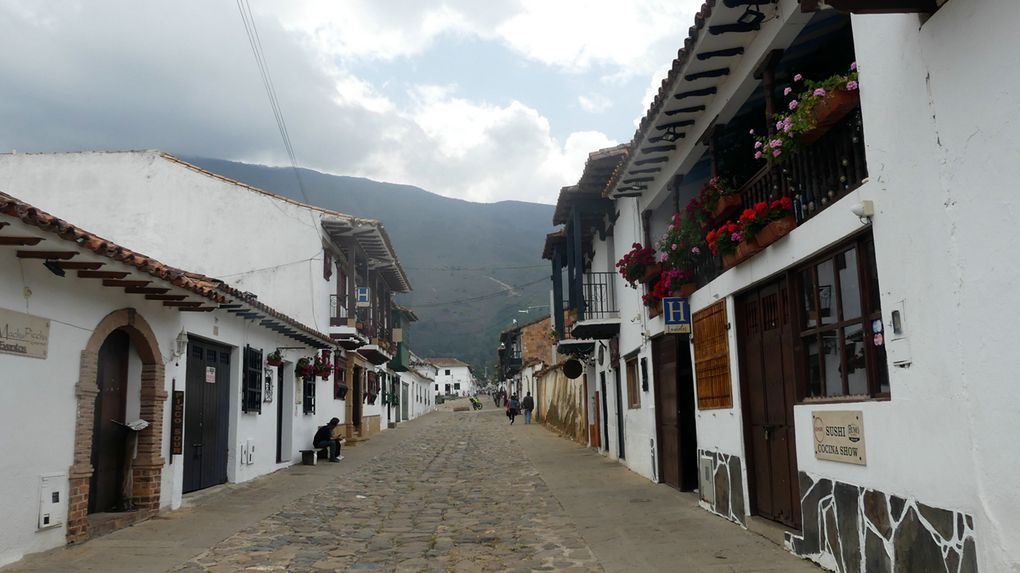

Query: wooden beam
[[125, 287, 171, 294], [17, 250, 77, 260], [708, 22, 760, 35], [145, 294, 188, 301], [623, 177, 655, 184], [685, 68, 729, 81], [178, 307, 216, 312], [77, 270, 130, 279], [638, 145, 675, 154], [163, 301, 203, 308], [102, 279, 151, 288], [674, 87, 717, 100], [634, 157, 668, 166], [58, 261, 103, 270], [656, 120, 695, 130], [0, 237, 43, 246], [823, 0, 936, 13], [664, 105, 707, 116], [219, 304, 243, 309], [627, 167, 662, 175], [697, 47, 744, 60]]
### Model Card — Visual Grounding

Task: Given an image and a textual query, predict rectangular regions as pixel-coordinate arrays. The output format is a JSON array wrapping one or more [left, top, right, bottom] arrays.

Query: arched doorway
[[67, 309, 166, 543], [89, 329, 131, 514]]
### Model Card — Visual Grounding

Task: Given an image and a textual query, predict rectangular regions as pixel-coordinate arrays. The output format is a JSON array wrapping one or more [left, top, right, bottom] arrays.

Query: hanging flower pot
[[295, 357, 315, 378], [671, 283, 698, 297], [711, 194, 743, 222], [754, 215, 797, 248], [641, 263, 663, 283], [266, 350, 284, 367]]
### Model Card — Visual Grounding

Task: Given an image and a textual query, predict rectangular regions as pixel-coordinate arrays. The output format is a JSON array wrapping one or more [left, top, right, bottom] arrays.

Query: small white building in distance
[[425, 358, 475, 397]]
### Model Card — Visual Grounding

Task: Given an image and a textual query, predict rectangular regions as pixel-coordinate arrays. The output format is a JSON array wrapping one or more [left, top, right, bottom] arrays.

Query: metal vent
[[700, 457, 715, 505]]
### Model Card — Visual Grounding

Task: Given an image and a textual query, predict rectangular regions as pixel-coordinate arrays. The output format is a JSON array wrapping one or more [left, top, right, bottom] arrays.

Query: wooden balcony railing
[[329, 294, 350, 327], [581, 271, 619, 320]]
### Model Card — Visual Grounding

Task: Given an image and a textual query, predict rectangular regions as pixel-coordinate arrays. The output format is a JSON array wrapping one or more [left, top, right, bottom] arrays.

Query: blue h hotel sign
[[356, 287, 370, 307], [663, 297, 692, 334]]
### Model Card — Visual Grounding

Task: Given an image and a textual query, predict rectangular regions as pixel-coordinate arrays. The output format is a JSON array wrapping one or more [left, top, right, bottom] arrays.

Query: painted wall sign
[[0, 307, 50, 359], [812, 410, 867, 465], [662, 297, 692, 334], [205, 366, 216, 384], [356, 287, 370, 308], [170, 390, 185, 456]]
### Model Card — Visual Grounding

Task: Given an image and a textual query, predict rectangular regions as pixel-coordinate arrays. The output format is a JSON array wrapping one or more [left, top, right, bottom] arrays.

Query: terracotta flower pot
[[753, 215, 797, 248], [267, 357, 283, 367], [671, 283, 697, 297], [641, 263, 663, 283], [735, 240, 761, 262], [800, 89, 860, 145], [711, 194, 743, 221], [648, 299, 663, 318], [722, 252, 739, 269]]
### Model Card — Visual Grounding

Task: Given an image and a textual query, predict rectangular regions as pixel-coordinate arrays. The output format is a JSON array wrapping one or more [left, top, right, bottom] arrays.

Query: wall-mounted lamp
[[174, 329, 188, 359], [737, 4, 766, 26], [851, 200, 874, 224], [43, 259, 65, 277]]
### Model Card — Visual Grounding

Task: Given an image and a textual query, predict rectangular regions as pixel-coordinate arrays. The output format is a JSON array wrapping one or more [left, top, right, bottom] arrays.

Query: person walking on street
[[507, 394, 520, 425], [522, 392, 535, 424]]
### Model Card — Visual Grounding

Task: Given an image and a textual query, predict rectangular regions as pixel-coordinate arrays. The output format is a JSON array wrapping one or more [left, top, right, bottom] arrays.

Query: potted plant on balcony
[[753, 196, 797, 248], [616, 243, 658, 287], [700, 176, 742, 222], [652, 267, 698, 299], [314, 353, 333, 380], [707, 221, 746, 268], [266, 349, 284, 367], [752, 63, 860, 159]]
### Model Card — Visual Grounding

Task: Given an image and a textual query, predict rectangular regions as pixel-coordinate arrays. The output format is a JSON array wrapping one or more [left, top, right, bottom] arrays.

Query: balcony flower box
[[266, 350, 284, 367], [672, 283, 697, 297], [641, 263, 663, 283], [801, 88, 861, 145], [753, 215, 797, 248], [710, 194, 743, 222]]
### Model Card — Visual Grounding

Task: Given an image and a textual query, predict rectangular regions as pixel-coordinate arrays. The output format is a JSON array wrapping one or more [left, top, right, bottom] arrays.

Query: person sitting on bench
[[313, 417, 345, 462]]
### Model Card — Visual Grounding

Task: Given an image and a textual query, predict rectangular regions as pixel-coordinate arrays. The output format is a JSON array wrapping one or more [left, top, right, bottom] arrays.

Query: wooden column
[[551, 246, 565, 338], [346, 240, 358, 326], [572, 206, 585, 322], [565, 225, 577, 311]]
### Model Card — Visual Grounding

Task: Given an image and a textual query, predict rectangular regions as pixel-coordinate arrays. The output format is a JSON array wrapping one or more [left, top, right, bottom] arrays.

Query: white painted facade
[[0, 213, 330, 567], [430, 362, 475, 397], [549, 1, 1020, 571], [400, 361, 437, 420]]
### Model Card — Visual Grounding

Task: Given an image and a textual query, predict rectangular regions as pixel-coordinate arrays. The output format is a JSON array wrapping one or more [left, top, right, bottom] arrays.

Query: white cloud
[[578, 94, 613, 114]]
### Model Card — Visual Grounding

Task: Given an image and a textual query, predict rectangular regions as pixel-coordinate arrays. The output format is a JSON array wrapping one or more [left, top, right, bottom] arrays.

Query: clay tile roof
[[425, 358, 470, 368], [0, 190, 334, 347]]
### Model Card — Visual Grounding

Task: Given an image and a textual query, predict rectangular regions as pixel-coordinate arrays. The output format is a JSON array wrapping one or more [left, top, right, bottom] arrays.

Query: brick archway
[[67, 309, 167, 543]]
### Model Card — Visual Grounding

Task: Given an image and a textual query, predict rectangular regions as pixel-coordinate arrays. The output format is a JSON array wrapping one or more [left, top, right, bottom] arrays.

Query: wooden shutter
[[242, 346, 263, 414], [693, 300, 733, 409]]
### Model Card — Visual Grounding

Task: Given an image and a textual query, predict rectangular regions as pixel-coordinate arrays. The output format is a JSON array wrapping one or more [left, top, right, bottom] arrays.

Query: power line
[[235, 0, 309, 204], [411, 276, 549, 308], [404, 264, 548, 271]]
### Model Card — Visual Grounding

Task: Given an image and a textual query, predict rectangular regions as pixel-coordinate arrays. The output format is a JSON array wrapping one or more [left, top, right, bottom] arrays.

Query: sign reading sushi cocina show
[[0, 308, 50, 359], [812, 410, 867, 465]]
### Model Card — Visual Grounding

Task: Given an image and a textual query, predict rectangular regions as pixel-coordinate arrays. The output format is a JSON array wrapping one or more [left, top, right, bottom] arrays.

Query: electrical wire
[[410, 276, 549, 309], [404, 264, 548, 271]]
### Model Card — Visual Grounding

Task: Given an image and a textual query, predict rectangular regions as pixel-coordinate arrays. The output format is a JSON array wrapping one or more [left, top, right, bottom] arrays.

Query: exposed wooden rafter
[[664, 105, 707, 116], [0, 237, 43, 246], [627, 167, 662, 175], [58, 261, 103, 270], [697, 47, 745, 60], [125, 287, 171, 295], [163, 301, 203, 308], [633, 156, 669, 166], [102, 279, 150, 288], [674, 87, 717, 100], [145, 294, 188, 301], [685, 68, 730, 81], [17, 250, 77, 260], [77, 270, 130, 279], [709, 22, 760, 35], [639, 145, 675, 154]]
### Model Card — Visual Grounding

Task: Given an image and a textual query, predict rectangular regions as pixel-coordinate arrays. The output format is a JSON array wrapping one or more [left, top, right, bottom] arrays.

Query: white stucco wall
[[433, 365, 474, 396], [0, 151, 335, 332]]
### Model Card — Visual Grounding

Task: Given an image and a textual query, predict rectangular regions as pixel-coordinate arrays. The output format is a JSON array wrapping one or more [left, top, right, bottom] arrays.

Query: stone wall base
[[787, 472, 978, 573], [698, 449, 746, 527]]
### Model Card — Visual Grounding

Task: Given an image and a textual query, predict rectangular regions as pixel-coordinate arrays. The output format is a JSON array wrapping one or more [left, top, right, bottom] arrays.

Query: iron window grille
[[242, 345, 263, 414], [302, 374, 316, 414]]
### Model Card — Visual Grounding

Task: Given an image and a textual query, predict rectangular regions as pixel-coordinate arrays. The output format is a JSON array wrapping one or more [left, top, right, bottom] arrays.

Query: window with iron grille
[[242, 346, 263, 414], [302, 374, 316, 414]]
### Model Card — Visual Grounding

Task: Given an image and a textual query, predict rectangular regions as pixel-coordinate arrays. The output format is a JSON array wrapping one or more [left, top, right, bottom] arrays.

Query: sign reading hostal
[[0, 308, 50, 359], [812, 410, 866, 465], [662, 297, 692, 334]]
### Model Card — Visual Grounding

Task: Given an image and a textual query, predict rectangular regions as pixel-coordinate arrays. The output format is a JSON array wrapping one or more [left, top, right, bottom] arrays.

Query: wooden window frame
[[693, 300, 733, 410], [794, 233, 889, 402], [626, 357, 641, 409], [242, 345, 263, 414]]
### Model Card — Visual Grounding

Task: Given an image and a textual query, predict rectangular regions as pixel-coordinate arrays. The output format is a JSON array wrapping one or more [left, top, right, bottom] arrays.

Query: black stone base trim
[[697, 449, 746, 526], [788, 471, 978, 573]]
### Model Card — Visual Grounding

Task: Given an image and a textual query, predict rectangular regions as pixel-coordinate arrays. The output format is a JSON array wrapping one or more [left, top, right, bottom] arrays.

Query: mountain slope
[[183, 157, 555, 377]]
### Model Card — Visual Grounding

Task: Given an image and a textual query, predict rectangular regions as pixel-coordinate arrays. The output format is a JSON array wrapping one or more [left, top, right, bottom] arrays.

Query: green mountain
[[182, 157, 554, 379]]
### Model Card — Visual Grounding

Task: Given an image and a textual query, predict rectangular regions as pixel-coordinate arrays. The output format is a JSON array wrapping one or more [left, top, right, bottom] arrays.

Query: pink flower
[[656, 252, 668, 263], [771, 139, 784, 148], [731, 232, 743, 242], [667, 225, 674, 231], [783, 117, 792, 127], [784, 124, 792, 134], [784, 87, 792, 96], [776, 120, 784, 130], [671, 244, 678, 251], [794, 73, 803, 82], [813, 88, 827, 97], [754, 151, 763, 160], [846, 80, 859, 91], [850, 62, 857, 71], [789, 100, 799, 110], [754, 141, 763, 149], [772, 149, 782, 157], [691, 247, 701, 255]]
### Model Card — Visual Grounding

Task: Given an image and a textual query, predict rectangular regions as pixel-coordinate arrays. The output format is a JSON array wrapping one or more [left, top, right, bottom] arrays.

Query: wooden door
[[401, 383, 409, 420], [276, 364, 285, 463], [183, 339, 231, 493], [352, 366, 363, 429], [599, 372, 609, 451], [591, 390, 601, 449], [737, 279, 800, 528], [653, 336, 699, 491], [89, 329, 129, 513], [614, 369, 626, 459]]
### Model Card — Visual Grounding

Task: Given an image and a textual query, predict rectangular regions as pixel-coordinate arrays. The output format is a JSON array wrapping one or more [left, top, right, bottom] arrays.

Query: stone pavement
[[2, 403, 819, 572]]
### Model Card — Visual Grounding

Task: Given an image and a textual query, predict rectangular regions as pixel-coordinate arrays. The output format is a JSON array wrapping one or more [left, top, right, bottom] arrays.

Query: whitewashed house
[[401, 352, 437, 420], [546, 0, 1020, 571], [427, 358, 475, 397], [0, 192, 335, 566], [0, 150, 412, 443]]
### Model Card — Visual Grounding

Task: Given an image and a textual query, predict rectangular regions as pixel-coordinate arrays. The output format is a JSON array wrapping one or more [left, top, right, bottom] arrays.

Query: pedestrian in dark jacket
[[522, 392, 535, 424], [313, 417, 345, 462], [507, 394, 520, 424]]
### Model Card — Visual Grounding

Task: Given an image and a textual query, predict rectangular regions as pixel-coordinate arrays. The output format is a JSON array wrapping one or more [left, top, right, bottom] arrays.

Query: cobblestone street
[[3, 404, 818, 573]]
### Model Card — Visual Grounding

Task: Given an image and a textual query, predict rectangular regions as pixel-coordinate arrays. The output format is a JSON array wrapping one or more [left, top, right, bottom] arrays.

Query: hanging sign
[[170, 390, 185, 456], [0, 307, 50, 359], [356, 287, 370, 308], [662, 297, 692, 334], [205, 366, 217, 384], [812, 410, 867, 465]]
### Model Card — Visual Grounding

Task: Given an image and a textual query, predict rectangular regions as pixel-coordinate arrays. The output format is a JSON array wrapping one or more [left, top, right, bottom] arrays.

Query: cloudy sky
[[0, 1, 700, 204]]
